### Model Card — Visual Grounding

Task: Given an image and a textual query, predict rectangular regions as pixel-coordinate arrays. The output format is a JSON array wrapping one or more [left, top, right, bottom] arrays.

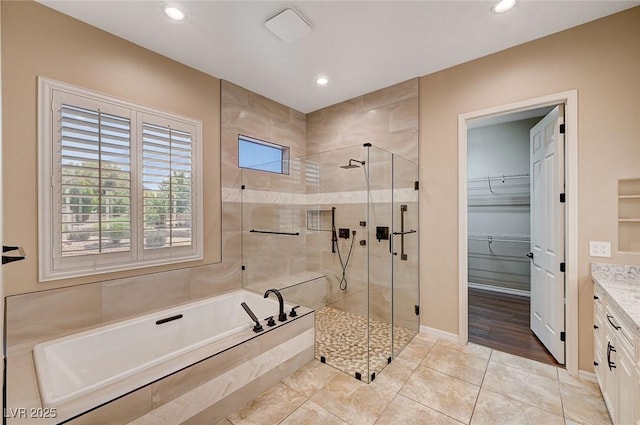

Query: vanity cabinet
[[593, 284, 639, 425]]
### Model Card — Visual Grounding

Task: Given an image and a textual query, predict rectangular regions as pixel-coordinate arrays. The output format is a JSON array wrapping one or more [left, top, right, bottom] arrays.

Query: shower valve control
[[339, 228, 350, 239], [376, 226, 389, 241]]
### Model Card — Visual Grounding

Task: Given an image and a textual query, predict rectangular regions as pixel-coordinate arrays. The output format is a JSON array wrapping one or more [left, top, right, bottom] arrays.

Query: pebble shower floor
[[314, 306, 415, 380]]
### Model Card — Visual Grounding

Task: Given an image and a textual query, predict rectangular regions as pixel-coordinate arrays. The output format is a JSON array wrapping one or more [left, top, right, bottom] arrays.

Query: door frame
[[458, 90, 578, 376]]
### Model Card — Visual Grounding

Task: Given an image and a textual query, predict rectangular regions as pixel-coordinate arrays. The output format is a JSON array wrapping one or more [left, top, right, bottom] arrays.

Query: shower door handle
[[391, 205, 412, 261]]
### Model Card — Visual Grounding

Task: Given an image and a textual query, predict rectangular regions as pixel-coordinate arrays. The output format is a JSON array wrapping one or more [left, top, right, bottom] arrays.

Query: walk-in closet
[[467, 115, 558, 365]]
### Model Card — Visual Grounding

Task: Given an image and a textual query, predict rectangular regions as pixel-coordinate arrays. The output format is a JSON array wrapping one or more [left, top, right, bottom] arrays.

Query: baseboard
[[578, 369, 597, 384], [468, 282, 531, 298], [419, 325, 458, 343]]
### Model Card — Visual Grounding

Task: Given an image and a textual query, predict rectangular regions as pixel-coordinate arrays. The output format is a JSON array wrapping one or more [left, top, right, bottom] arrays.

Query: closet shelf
[[468, 194, 530, 207], [467, 173, 530, 183], [468, 235, 530, 244], [469, 201, 530, 207], [468, 173, 530, 206]]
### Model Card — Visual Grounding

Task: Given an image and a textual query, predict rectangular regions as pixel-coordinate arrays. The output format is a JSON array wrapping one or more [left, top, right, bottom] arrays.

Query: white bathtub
[[33, 289, 291, 408]]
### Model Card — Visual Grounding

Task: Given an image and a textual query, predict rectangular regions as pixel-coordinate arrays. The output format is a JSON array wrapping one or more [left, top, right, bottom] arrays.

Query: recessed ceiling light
[[316, 77, 329, 86], [163, 5, 185, 21], [492, 0, 516, 14]]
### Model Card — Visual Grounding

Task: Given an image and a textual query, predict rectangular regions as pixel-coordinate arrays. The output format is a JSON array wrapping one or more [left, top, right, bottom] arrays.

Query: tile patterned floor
[[315, 307, 415, 380], [217, 332, 612, 425]]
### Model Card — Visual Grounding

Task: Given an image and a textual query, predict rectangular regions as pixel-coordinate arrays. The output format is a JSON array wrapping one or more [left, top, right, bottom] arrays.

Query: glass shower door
[[365, 146, 394, 381], [392, 154, 420, 358]]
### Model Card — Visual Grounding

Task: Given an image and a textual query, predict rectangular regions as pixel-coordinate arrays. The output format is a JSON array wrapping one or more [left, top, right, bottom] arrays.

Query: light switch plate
[[589, 241, 611, 257]]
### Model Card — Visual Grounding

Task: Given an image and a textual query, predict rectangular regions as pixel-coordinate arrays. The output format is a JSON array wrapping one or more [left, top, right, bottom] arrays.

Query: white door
[[530, 105, 565, 364]]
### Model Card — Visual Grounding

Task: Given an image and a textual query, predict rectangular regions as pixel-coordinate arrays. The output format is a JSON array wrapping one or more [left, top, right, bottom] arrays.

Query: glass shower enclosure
[[241, 144, 419, 382]]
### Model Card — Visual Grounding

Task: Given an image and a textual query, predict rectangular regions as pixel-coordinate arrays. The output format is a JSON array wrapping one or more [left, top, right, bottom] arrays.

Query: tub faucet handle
[[266, 316, 276, 327], [289, 305, 300, 318]]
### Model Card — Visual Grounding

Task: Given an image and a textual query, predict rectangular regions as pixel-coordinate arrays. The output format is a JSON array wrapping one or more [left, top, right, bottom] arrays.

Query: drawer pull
[[607, 342, 617, 371], [606, 315, 621, 330]]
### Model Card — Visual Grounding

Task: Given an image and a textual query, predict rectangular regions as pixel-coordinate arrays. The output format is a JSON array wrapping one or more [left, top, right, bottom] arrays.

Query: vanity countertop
[[591, 263, 640, 333]]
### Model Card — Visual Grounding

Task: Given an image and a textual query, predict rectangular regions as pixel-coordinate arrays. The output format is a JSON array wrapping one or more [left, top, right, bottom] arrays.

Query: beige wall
[[419, 7, 640, 371], [1, 1, 221, 295]]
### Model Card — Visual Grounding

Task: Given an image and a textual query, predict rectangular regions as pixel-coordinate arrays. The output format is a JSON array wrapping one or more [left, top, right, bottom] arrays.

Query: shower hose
[[333, 227, 356, 290]]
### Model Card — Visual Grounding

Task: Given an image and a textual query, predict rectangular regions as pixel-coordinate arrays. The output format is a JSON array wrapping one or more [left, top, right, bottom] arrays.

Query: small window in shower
[[238, 135, 290, 174]]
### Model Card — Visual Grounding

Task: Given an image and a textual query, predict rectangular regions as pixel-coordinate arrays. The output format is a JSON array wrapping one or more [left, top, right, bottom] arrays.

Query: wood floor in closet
[[468, 287, 561, 367]]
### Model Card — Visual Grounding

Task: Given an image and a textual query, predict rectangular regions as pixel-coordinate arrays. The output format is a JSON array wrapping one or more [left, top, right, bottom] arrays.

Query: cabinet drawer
[[594, 283, 604, 302], [594, 285, 605, 317], [594, 337, 604, 386], [594, 284, 604, 303], [605, 304, 635, 355]]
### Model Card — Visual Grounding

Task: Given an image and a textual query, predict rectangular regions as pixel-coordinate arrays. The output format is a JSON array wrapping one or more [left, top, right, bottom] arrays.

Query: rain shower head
[[340, 159, 365, 169]]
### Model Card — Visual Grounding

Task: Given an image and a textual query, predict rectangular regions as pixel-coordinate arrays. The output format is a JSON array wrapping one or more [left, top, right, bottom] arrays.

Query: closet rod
[[467, 173, 530, 183], [468, 236, 530, 243]]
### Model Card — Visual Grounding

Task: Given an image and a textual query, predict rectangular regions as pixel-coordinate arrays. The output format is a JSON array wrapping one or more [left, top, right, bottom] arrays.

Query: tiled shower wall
[[306, 78, 418, 162], [222, 81, 308, 290], [304, 79, 420, 325]]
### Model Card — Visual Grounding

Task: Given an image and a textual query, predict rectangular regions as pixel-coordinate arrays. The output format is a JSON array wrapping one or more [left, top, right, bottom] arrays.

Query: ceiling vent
[[264, 8, 312, 43]]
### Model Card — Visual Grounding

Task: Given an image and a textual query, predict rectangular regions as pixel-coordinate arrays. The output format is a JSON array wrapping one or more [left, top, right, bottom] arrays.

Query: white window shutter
[[142, 122, 194, 250], [60, 104, 132, 257], [39, 77, 203, 281]]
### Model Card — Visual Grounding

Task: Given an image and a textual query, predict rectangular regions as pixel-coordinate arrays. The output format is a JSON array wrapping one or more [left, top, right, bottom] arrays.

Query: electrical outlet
[[589, 241, 611, 257]]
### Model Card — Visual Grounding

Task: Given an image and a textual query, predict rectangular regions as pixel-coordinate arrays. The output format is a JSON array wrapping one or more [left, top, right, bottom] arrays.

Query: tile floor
[[216, 332, 612, 425]]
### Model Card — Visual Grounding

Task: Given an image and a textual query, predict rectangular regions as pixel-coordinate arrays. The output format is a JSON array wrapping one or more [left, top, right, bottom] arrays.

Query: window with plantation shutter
[[39, 78, 203, 281], [142, 121, 193, 251], [60, 104, 132, 257]]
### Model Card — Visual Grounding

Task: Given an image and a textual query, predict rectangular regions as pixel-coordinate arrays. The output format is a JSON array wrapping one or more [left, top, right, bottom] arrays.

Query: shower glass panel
[[240, 154, 324, 295], [241, 144, 419, 383], [391, 153, 420, 357], [366, 146, 394, 380]]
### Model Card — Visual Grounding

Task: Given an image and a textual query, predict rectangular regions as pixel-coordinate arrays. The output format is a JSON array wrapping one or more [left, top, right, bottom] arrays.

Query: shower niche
[[240, 144, 419, 382]]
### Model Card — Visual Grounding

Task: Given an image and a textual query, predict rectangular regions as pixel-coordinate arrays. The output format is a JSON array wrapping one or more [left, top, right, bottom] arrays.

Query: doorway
[[466, 109, 559, 365], [457, 91, 579, 376]]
